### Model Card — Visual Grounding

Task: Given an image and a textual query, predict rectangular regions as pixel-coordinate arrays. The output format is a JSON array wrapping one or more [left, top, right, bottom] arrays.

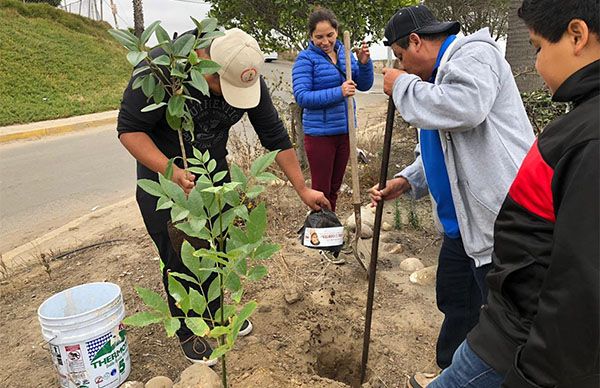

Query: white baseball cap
[[211, 28, 264, 109]]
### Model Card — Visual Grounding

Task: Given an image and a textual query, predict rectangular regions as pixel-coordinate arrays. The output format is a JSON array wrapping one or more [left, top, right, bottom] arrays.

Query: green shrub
[[521, 89, 569, 135], [24, 0, 61, 7]]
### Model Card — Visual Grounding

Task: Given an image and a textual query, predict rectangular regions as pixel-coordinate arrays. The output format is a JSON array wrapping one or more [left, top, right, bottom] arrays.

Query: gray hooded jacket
[[394, 28, 535, 266]]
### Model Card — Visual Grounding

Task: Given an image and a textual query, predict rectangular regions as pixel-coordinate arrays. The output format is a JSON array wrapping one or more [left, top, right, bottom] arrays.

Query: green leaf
[[247, 265, 268, 281], [253, 243, 280, 260], [247, 203, 267, 243], [156, 196, 173, 210], [168, 94, 185, 117], [231, 288, 244, 304], [158, 172, 186, 205], [123, 311, 163, 326], [171, 66, 186, 79], [180, 240, 203, 281], [165, 159, 174, 180], [135, 286, 169, 314], [127, 51, 147, 67], [141, 20, 161, 45], [189, 289, 207, 317], [187, 157, 201, 165], [166, 111, 182, 130], [137, 179, 164, 197], [230, 163, 248, 187], [141, 102, 167, 112], [132, 65, 150, 77], [208, 325, 230, 339], [207, 159, 217, 173], [188, 167, 208, 175], [209, 343, 230, 360], [185, 317, 210, 337], [233, 204, 249, 220], [189, 217, 207, 232], [153, 86, 166, 105], [141, 74, 156, 97], [202, 150, 210, 163], [207, 276, 221, 303], [189, 69, 209, 96], [155, 24, 171, 44], [215, 305, 236, 323], [255, 172, 279, 182], [224, 271, 241, 292], [187, 188, 205, 217], [199, 17, 218, 33], [245, 185, 265, 199], [188, 50, 200, 65], [108, 28, 139, 48], [196, 59, 221, 75], [164, 317, 181, 337], [170, 271, 200, 286], [213, 171, 228, 183], [173, 34, 196, 57], [231, 301, 257, 339], [168, 275, 190, 314], [170, 203, 190, 223], [250, 150, 279, 176], [132, 74, 146, 90], [152, 54, 171, 66]]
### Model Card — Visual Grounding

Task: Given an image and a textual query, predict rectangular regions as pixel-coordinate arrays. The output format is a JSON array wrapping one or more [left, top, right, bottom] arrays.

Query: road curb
[[0, 111, 118, 144]]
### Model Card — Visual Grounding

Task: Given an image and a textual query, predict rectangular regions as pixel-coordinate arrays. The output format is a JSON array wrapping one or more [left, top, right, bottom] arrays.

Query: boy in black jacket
[[426, 1, 599, 387]]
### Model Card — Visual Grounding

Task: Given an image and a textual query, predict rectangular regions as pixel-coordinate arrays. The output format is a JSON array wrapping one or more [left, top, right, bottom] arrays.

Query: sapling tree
[[109, 19, 281, 387]]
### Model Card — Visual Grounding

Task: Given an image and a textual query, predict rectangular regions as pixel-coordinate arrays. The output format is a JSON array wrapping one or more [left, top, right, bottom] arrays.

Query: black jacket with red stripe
[[468, 60, 599, 388]]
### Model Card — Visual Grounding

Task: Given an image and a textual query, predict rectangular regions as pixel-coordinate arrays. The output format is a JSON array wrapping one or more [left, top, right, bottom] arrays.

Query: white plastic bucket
[[38, 282, 131, 388]]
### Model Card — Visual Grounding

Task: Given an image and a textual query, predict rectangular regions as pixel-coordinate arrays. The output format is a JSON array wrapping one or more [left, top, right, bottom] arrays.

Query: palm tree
[[505, 0, 542, 92], [132, 0, 144, 38]]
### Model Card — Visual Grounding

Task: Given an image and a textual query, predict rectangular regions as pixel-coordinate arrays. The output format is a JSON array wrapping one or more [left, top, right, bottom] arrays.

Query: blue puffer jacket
[[292, 41, 374, 136]]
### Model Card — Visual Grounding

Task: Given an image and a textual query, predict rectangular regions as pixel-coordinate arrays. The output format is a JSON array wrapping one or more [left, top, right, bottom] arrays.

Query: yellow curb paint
[[0, 117, 117, 143]]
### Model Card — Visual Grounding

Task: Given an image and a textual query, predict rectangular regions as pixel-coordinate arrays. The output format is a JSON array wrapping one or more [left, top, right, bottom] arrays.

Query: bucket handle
[[39, 333, 58, 351]]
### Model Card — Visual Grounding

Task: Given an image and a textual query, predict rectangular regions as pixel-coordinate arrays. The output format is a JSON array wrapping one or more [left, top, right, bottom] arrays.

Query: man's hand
[[368, 177, 411, 207], [172, 166, 195, 195], [382, 68, 407, 96], [299, 187, 331, 211]]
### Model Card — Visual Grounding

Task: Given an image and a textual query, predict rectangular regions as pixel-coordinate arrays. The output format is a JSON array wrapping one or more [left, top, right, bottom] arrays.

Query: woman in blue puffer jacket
[[292, 8, 374, 216]]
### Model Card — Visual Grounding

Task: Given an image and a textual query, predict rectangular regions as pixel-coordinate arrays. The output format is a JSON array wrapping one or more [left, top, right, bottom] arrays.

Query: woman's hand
[[341, 80, 357, 97], [356, 41, 371, 64]]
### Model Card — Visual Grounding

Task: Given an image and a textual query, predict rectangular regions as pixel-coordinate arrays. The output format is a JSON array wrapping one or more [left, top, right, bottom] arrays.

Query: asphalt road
[[0, 61, 386, 254]]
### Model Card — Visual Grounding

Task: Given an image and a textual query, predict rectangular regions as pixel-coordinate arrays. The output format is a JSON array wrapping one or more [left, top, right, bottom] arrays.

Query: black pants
[[435, 235, 490, 369], [138, 158, 229, 340]]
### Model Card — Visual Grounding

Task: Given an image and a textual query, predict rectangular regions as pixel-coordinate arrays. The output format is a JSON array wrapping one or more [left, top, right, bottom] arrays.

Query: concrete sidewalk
[[0, 110, 118, 143]]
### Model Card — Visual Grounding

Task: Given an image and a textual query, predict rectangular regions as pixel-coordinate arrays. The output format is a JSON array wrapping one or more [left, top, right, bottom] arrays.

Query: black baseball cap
[[384, 5, 460, 46]]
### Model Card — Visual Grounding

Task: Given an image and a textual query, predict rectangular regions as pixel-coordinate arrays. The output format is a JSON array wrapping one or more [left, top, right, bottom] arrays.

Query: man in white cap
[[117, 28, 330, 365]]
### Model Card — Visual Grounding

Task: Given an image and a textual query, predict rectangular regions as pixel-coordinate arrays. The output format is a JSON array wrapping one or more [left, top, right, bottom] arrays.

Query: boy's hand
[[368, 177, 411, 207], [299, 187, 331, 211], [172, 167, 195, 195]]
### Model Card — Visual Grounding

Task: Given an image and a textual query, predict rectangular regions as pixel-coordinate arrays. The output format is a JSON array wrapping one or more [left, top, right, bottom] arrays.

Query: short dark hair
[[308, 7, 338, 36], [518, 0, 599, 43], [395, 32, 449, 49]]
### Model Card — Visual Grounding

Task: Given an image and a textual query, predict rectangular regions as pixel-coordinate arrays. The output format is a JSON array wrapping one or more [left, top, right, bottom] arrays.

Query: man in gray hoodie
[[368, 5, 534, 387]]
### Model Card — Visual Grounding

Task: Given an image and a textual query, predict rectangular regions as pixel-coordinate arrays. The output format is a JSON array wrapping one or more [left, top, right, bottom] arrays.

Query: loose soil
[[0, 105, 443, 388]]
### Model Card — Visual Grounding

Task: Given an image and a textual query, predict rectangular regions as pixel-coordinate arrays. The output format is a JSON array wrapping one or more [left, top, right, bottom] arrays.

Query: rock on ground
[[173, 364, 222, 388], [121, 382, 144, 388], [145, 376, 173, 388], [409, 265, 437, 286], [400, 257, 425, 272]]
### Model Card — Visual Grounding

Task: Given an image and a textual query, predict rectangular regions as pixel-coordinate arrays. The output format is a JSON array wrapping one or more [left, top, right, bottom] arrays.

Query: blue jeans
[[436, 236, 491, 368], [429, 341, 504, 388]]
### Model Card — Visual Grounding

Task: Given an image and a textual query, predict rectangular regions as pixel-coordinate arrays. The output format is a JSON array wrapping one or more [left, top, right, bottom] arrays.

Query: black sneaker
[[179, 335, 217, 366], [239, 319, 253, 337]]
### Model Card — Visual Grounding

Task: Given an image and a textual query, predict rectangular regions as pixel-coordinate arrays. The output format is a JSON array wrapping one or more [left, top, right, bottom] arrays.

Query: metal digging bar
[[360, 90, 396, 384], [343, 31, 368, 273]]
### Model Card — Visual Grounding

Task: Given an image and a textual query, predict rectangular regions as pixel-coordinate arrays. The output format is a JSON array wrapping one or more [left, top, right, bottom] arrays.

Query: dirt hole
[[311, 326, 371, 387]]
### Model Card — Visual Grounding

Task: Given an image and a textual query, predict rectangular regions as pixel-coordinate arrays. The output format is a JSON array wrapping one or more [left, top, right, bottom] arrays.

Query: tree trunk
[[132, 0, 144, 38], [506, 0, 543, 92]]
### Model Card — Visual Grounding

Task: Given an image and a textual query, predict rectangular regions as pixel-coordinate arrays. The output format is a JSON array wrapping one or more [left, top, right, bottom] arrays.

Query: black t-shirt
[[116, 46, 292, 233]]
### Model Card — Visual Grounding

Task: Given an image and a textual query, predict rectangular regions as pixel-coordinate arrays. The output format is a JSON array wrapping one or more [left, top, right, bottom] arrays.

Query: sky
[[60, 0, 504, 60]]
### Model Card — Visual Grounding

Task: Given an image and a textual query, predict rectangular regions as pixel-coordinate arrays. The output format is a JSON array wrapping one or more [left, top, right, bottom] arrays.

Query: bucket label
[[51, 325, 130, 388]]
